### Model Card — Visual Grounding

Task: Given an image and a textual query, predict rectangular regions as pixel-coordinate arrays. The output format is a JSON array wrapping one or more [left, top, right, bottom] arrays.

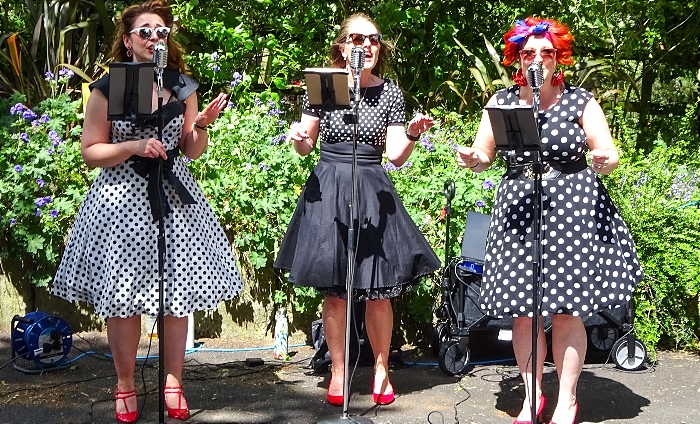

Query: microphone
[[350, 46, 365, 74], [153, 41, 168, 95], [527, 61, 544, 89], [350, 46, 364, 103], [152, 41, 168, 71]]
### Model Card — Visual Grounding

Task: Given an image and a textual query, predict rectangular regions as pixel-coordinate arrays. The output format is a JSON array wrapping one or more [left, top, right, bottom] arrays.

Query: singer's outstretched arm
[[288, 114, 320, 156]]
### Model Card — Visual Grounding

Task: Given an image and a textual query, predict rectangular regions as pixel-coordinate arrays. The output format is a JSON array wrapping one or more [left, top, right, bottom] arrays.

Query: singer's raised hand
[[456, 146, 481, 170], [195, 93, 228, 127], [407, 113, 435, 138]]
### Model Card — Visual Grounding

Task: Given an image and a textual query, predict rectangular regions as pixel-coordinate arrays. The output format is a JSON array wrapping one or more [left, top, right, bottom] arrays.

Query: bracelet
[[469, 161, 481, 169], [406, 131, 420, 141], [193, 123, 209, 131]]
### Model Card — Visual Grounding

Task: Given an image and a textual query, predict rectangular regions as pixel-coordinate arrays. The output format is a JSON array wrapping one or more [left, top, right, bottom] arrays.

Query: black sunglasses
[[130, 26, 171, 40], [347, 33, 382, 46]]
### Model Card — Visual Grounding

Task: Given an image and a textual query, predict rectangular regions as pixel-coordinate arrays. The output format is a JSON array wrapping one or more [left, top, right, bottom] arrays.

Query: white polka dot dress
[[479, 84, 643, 318], [274, 80, 441, 298], [51, 71, 243, 319]]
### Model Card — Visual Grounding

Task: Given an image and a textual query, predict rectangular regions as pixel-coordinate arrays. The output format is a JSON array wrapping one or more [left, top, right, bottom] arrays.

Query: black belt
[[507, 156, 588, 180], [129, 148, 196, 222]]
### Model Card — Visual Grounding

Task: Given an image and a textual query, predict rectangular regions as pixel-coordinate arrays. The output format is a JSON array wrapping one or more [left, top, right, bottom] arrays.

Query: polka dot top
[[302, 79, 405, 153]]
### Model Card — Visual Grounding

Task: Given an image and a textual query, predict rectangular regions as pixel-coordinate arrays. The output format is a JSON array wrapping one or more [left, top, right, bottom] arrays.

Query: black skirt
[[274, 142, 441, 298]]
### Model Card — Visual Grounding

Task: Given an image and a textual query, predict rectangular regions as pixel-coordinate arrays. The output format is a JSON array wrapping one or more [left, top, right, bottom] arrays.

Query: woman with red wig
[[456, 17, 643, 424]]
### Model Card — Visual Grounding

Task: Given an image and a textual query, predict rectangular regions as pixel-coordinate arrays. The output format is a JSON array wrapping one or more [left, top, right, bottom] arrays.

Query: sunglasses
[[130, 26, 171, 40], [519, 47, 557, 61], [347, 33, 382, 46]]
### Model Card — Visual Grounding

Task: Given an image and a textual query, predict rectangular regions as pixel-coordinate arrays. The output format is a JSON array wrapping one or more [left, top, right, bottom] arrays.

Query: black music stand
[[304, 68, 372, 424], [107, 61, 169, 424], [486, 103, 543, 422], [108, 62, 156, 130]]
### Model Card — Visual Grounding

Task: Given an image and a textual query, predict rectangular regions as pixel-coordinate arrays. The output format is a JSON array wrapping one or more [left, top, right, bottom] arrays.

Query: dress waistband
[[320, 143, 382, 165], [129, 148, 196, 222], [507, 156, 588, 180]]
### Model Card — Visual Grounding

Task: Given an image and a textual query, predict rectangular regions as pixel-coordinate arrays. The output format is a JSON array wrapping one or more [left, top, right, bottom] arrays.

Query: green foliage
[[0, 70, 94, 286], [604, 105, 700, 350]]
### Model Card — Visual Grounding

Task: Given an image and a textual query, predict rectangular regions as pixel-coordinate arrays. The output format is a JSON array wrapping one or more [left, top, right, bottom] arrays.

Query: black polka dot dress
[[479, 84, 643, 318], [274, 80, 441, 299], [51, 71, 243, 319]]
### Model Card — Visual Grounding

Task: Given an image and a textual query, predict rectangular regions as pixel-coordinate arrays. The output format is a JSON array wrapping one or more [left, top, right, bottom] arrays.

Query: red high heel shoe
[[114, 388, 138, 423], [326, 379, 343, 406], [549, 403, 577, 424], [513, 395, 546, 424], [164, 386, 190, 420], [372, 380, 395, 405]]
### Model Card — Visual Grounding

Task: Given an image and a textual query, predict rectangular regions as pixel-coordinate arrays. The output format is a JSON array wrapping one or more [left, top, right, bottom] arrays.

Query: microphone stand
[[155, 65, 166, 424], [317, 54, 373, 424], [528, 73, 543, 424]]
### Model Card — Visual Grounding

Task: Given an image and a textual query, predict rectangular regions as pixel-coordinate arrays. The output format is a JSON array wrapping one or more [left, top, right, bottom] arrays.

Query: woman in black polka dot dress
[[275, 13, 441, 406], [457, 17, 643, 424], [51, 1, 242, 421]]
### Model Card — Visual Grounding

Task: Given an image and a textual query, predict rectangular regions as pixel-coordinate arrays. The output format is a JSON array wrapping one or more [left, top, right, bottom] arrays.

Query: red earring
[[551, 69, 564, 86], [512, 68, 528, 87]]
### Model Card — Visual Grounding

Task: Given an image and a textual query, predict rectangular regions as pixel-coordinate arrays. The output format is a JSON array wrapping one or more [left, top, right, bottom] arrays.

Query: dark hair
[[109, 0, 188, 73], [329, 13, 393, 77], [502, 16, 575, 67]]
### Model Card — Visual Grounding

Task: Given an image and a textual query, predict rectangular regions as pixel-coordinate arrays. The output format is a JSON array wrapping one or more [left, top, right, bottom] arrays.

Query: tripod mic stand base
[[316, 415, 374, 424]]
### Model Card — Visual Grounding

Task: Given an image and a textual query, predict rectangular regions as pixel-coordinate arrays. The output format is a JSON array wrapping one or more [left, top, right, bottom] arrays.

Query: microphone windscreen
[[153, 41, 168, 70], [350, 47, 365, 73], [527, 61, 544, 89]]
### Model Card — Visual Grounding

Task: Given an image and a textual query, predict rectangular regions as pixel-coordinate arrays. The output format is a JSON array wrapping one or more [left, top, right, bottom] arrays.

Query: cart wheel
[[612, 337, 647, 371], [432, 323, 449, 357], [589, 325, 619, 351], [438, 340, 470, 376]]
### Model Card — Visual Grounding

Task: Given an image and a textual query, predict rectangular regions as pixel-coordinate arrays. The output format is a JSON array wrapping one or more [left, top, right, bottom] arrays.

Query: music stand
[[107, 62, 156, 130], [486, 103, 544, 422], [305, 68, 372, 424], [107, 61, 169, 424]]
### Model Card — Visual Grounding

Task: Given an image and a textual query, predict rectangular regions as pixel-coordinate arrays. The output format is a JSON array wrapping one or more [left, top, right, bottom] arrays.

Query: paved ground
[[1, 330, 699, 424]]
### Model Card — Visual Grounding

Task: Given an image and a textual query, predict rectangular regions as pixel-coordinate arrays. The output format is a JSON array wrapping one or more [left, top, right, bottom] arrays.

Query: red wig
[[502, 17, 574, 67]]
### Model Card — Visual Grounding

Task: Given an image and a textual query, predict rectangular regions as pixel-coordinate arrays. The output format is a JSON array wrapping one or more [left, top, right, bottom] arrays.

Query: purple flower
[[227, 101, 236, 109], [482, 180, 495, 190], [230, 71, 243, 88], [14, 165, 22, 172], [36, 179, 45, 188], [211, 52, 220, 61], [183, 157, 191, 163], [35, 196, 52, 207], [383, 162, 400, 172], [258, 162, 270, 171], [39, 114, 50, 124], [9, 218, 16, 225], [476, 200, 486, 208], [50, 209, 59, 218], [31, 120, 40, 127], [279, 134, 287, 143], [254, 98, 263, 107], [58, 68, 74, 79], [10, 103, 25, 115], [22, 109, 37, 120], [277, 120, 284, 126], [271, 136, 280, 145], [267, 107, 284, 116], [20, 133, 30, 143], [47, 148, 54, 154], [267, 99, 277, 107], [419, 137, 435, 152], [211, 64, 220, 73], [44, 71, 55, 80], [35, 209, 41, 217], [452, 143, 459, 151]]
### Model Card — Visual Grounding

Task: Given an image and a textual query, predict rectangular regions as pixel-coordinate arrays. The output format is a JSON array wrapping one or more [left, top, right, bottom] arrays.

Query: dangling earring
[[126, 47, 132, 58], [512, 68, 528, 87], [550, 69, 564, 86]]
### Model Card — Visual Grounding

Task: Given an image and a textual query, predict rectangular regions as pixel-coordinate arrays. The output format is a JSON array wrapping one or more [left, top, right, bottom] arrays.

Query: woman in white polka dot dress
[[275, 13, 441, 406], [456, 17, 643, 424], [51, 1, 242, 421]]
